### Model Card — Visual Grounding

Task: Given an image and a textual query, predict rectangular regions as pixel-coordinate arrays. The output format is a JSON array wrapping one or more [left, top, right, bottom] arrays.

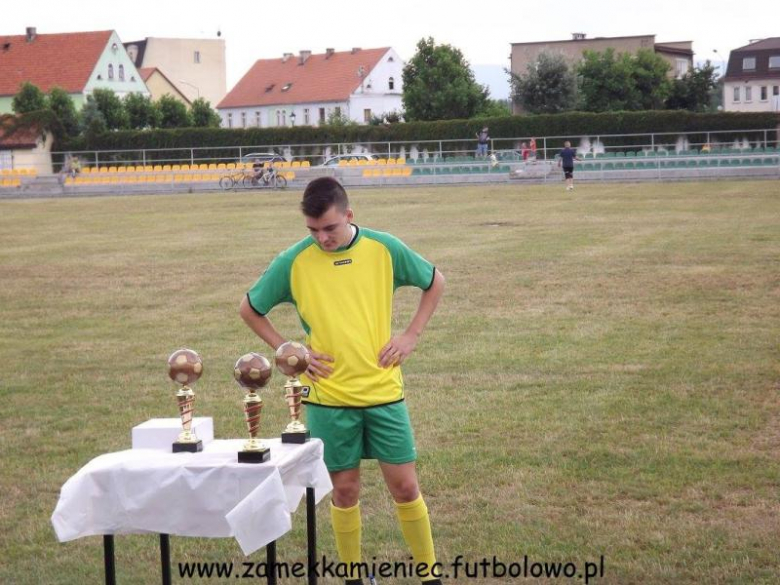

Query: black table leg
[[103, 535, 116, 585], [307, 487, 317, 585], [160, 534, 171, 585], [266, 540, 277, 585]]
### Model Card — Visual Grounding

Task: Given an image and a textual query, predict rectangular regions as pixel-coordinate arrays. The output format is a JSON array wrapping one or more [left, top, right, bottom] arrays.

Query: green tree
[[666, 61, 719, 112], [402, 37, 488, 121], [577, 49, 639, 111], [508, 52, 577, 114], [475, 99, 512, 118], [157, 95, 192, 128], [631, 49, 672, 109], [124, 93, 161, 129], [47, 87, 80, 137], [324, 110, 358, 127], [190, 98, 222, 128], [91, 88, 129, 130], [79, 96, 107, 138], [12, 82, 47, 114]]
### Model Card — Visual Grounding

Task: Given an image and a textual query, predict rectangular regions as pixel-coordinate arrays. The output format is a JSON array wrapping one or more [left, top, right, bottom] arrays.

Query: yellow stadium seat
[[161, 165, 170, 171], [216, 163, 226, 170], [397, 158, 406, 165], [226, 163, 236, 170], [199, 164, 208, 171], [338, 160, 348, 167], [301, 161, 310, 168], [108, 166, 117, 173], [291, 161, 301, 168], [180, 165, 190, 171], [143, 165, 152, 172], [208, 163, 217, 170], [1, 169, 11, 176], [402, 167, 412, 177], [64, 176, 74, 185], [377, 159, 387, 165], [172, 165, 181, 171], [393, 168, 404, 176], [362, 169, 372, 178], [387, 158, 396, 166], [153, 165, 162, 172], [117, 167, 126, 173], [383, 169, 393, 177]]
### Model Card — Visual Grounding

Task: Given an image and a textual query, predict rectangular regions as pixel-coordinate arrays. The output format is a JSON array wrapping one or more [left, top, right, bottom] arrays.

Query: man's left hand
[[378, 332, 418, 368]]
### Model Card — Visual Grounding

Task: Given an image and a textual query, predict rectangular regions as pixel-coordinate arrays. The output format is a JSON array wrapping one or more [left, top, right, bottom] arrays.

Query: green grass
[[1, 181, 779, 584]]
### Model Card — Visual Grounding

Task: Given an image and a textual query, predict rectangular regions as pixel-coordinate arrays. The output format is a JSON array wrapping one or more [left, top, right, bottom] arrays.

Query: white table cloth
[[51, 439, 332, 555]]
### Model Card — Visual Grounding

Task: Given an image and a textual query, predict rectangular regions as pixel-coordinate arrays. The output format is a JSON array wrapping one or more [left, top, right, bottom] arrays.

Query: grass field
[[1, 181, 779, 584]]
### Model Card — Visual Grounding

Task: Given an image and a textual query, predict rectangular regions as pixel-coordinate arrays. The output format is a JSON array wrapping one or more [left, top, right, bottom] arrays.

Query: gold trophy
[[167, 348, 204, 453], [234, 352, 273, 463], [275, 341, 312, 444]]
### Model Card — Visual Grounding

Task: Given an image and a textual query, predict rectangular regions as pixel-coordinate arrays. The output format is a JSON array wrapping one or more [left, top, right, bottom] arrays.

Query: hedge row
[[57, 110, 780, 155]]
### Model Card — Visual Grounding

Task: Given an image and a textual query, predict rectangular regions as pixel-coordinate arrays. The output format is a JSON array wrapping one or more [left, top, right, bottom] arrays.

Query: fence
[[41, 127, 777, 173]]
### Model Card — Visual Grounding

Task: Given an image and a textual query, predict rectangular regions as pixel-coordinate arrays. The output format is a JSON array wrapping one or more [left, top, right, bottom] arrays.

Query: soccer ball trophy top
[[274, 341, 311, 443]]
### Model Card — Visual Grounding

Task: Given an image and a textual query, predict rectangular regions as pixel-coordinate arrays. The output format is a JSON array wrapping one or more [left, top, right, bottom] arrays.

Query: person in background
[[475, 127, 490, 158], [558, 141, 581, 191]]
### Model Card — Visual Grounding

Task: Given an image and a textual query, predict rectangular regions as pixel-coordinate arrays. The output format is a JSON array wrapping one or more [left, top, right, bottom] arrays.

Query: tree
[[91, 88, 129, 130], [190, 98, 222, 128], [12, 82, 47, 114], [631, 49, 672, 110], [508, 52, 577, 114], [124, 93, 161, 129], [577, 49, 640, 111], [402, 37, 488, 121], [666, 61, 719, 112], [324, 110, 358, 127], [48, 87, 80, 138], [79, 96, 107, 138], [474, 99, 512, 118], [157, 95, 192, 128]]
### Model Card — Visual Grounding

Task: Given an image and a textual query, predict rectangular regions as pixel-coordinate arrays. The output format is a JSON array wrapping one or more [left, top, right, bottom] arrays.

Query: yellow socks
[[331, 501, 362, 579], [395, 494, 437, 580]]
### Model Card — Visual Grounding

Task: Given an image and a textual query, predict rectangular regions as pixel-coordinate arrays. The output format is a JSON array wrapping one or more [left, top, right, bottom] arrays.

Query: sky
[[3, 0, 779, 100]]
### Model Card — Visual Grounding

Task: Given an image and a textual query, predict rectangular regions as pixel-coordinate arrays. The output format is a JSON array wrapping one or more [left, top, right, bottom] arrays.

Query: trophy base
[[238, 448, 271, 464], [281, 430, 311, 444], [172, 440, 203, 453]]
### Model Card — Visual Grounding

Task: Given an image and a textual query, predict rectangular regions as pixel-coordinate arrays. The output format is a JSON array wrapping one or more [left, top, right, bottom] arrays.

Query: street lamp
[[179, 79, 200, 100], [290, 112, 296, 127]]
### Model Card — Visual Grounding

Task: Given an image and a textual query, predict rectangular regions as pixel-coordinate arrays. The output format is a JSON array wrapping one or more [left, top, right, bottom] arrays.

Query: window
[[282, 83, 292, 92], [118, 64, 124, 81], [774, 86, 780, 97], [760, 86, 768, 101], [227, 113, 233, 128], [276, 110, 287, 126], [304, 108, 310, 125], [334, 106, 341, 117], [743, 57, 756, 70], [108, 64, 114, 80], [733, 87, 740, 102], [319, 108, 326, 123], [675, 59, 688, 78], [241, 112, 247, 127], [388, 76, 395, 90], [194, 51, 201, 64], [255, 111, 261, 127], [745, 86, 752, 102], [364, 109, 372, 122], [770, 56, 780, 69], [282, 110, 287, 126]]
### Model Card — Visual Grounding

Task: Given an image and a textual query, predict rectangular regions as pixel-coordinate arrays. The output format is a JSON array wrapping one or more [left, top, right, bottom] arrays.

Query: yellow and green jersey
[[247, 225, 435, 407]]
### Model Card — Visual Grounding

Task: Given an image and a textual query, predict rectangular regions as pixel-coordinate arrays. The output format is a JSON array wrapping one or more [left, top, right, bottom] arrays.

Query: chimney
[[299, 50, 312, 65], [282, 52, 293, 63], [325, 48, 335, 58], [351, 47, 361, 54], [26, 27, 37, 42], [572, 32, 586, 41]]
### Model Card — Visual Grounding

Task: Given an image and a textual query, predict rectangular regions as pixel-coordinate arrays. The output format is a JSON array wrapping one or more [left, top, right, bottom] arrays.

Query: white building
[[723, 37, 780, 112], [217, 47, 404, 128]]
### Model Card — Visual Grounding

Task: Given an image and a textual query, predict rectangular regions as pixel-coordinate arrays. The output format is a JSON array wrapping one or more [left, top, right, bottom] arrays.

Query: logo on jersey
[[333, 259, 353, 266], [301, 386, 311, 397]]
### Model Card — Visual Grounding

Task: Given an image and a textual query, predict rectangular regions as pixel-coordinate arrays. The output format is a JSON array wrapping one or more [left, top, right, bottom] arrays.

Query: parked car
[[240, 152, 287, 166], [319, 153, 376, 167]]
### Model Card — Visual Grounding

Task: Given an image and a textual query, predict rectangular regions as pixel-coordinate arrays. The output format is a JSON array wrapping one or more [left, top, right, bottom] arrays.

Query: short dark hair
[[301, 177, 349, 217]]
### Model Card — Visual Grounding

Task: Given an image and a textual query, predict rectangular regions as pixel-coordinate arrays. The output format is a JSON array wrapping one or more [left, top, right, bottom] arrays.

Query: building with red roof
[[0, 27, 149, 114], [217, 47, 404, 128]]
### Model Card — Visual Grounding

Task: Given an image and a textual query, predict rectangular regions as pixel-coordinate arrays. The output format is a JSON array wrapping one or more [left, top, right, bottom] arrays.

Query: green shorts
[[305, 400, 417, 472]]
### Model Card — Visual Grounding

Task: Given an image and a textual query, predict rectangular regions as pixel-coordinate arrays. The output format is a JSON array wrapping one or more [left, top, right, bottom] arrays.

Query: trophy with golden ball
[[167, 348, 204, 453], [234, 352, 273, 463], [275, 341, 312, 444]]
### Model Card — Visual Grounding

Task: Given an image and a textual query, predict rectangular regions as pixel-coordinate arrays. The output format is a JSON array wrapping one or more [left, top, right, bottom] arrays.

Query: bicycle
[[219, 170, 247, 191], [241, 166, 287, 190]]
